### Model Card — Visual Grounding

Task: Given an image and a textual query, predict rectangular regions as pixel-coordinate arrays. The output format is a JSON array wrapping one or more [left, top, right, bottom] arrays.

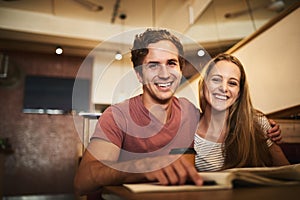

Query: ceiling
[[0, 0, 299, 119], [0, 0, 298, 56]]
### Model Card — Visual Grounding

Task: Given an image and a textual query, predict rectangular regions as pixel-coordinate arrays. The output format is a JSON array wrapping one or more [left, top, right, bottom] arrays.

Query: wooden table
[[102, 185, 300, 200]]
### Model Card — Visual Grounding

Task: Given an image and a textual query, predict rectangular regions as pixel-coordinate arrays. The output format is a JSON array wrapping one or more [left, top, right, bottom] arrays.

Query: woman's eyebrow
[[210, 74, 222, 77], [229, 77, 240, 82]]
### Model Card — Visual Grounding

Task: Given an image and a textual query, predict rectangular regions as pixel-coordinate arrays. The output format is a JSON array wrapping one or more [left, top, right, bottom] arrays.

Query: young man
[[74, 28, 282, 195], [74, 29, 203, 195]]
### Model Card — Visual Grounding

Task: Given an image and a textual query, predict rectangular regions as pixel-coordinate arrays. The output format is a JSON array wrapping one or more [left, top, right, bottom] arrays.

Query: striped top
[[194, 115, 273, 172]]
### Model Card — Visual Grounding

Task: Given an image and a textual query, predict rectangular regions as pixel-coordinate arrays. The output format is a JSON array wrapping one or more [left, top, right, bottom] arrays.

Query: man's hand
[[268, 119, 283, 144], [144, 155, 203, 186]]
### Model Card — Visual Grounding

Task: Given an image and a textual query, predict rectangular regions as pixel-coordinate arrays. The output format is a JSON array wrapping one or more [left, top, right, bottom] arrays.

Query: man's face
[[136, 40, 182, 104]]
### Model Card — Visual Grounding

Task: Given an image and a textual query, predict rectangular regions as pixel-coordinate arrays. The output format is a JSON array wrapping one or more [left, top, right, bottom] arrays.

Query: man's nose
[[158, 65, 170, 78]]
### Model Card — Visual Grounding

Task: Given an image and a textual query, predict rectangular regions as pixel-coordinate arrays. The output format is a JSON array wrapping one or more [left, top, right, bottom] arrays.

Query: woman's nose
[[219, 81, 228, 92]]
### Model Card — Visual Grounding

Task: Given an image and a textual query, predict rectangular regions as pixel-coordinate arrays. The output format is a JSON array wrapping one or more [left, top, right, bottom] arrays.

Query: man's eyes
[[147, 63, 159, 68], [167, 61, 178, 66], [146, 61, 178, 69]]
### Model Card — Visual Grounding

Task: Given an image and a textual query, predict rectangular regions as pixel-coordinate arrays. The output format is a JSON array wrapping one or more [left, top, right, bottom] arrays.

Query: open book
[[123, 164, 300, 193]]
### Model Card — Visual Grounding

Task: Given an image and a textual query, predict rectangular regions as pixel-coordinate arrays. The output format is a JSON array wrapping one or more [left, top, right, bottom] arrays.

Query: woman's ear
[[237, 88, 241, 99], [199, 88, 205, 113]]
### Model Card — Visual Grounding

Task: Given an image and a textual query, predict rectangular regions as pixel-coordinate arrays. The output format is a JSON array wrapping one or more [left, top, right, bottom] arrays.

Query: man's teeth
[[157, 82, 171, 87], [215, 94, 227, 100]]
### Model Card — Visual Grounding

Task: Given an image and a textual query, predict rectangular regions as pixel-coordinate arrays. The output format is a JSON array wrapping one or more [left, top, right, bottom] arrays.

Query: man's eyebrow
[[144, 61, 160, 66], [145, 59, 178, 65], [168, 59, 179, 63]]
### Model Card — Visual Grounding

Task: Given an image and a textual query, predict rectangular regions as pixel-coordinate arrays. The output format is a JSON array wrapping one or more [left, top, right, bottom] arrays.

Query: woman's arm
[[269, 143, 290, 166], [257, 115, 289, 166]]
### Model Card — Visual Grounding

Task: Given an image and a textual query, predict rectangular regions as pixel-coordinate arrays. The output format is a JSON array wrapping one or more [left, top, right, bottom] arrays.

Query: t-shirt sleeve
[[90, 106, 126, 148], [178, 97, 200, 148]]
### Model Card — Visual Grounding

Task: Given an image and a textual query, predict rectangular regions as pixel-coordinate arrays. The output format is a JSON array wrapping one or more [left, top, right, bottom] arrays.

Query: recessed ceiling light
[[55, 46, 63, 55], [115, 52, 122, 60], [197, 49, 205, 57]]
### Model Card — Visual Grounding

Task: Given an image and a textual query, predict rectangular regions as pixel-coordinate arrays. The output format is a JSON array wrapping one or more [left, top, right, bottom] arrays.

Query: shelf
[[78, 112, 102, 119]]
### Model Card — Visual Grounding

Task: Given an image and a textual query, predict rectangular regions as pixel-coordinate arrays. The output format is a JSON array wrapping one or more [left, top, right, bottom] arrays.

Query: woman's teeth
[[215, 94, 227, 100]]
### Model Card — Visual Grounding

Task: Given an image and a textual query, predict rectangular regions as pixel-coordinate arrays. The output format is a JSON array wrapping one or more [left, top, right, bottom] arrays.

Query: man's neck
[[141, 95, 173, 124]]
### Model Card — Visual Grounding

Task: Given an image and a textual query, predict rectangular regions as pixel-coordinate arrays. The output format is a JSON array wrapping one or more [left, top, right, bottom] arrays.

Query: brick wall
[[0, 51, 92, 196]]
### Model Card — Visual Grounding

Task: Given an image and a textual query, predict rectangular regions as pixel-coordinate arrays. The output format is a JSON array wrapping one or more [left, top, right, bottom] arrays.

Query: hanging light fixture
[[74, 0, 103, 11], [114, 11, 127, 61]]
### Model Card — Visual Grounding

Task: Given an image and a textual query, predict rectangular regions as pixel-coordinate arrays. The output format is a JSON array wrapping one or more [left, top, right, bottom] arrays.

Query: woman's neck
[[198, 106, 229, 143]]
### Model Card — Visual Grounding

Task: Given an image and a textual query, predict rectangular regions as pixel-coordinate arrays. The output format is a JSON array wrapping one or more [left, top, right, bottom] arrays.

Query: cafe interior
[[0, 0, 299, 199]]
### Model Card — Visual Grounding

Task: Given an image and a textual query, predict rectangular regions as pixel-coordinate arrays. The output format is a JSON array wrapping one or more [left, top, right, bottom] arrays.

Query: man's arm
[[74, 139, 126, 195], [74, 139, 203, 195], [267, 119, 283, 144], [74, 139, 150, 195]]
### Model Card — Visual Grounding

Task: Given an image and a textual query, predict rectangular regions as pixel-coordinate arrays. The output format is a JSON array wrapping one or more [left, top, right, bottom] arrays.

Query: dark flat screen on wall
[[23, 75, 90, 114]]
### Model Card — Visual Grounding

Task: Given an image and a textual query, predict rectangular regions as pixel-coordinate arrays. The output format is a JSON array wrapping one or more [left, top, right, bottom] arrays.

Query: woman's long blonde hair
[[198, 53, 272, 169]]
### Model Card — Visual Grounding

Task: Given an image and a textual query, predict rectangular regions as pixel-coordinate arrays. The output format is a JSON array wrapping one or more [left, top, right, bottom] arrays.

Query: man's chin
[[155, 94, 175, 104]]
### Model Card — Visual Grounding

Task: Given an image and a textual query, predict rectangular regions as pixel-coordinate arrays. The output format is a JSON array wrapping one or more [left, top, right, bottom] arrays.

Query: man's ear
[[135, 70, 143, 84]]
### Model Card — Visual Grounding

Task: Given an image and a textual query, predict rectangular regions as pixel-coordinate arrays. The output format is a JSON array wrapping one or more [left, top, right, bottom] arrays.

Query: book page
[[123, 182, 232, 193], [226, 164, 300, 182], [123, 164, 300, 193], [123, 172, 233, 193]]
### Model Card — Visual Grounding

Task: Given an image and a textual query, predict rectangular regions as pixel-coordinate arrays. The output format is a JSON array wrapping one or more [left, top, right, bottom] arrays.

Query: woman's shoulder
[[254, 110, 269, 126]]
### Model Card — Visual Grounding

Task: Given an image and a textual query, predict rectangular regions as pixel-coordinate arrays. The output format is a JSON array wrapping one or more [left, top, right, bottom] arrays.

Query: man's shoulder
[[177, 97, 198, 109], [177, 96, 191, 103], [174, 97, 200, 120], [102, 95, 140, 116]]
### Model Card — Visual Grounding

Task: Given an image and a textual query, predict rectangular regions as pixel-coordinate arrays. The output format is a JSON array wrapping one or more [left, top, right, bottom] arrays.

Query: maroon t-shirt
[[91, 95, 200, 161]]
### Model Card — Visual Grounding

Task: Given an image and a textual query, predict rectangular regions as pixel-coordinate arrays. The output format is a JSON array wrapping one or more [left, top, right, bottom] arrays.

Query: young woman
[[194, 53, 289, 172]]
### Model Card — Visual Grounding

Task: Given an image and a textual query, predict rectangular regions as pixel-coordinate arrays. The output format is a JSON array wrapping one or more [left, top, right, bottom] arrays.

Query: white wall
[[90, 7, 300, 113], [231, 7, 300, 114], [92, 53, 141, 105], [181, 7, 300, 114], [176, 77, 201, 109]]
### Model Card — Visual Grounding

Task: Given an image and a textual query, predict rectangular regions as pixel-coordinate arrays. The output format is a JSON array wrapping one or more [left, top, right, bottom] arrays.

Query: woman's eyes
[[211, 78, 239, 86], [228, 81, 238, 86], [211, 77, 222, 82]]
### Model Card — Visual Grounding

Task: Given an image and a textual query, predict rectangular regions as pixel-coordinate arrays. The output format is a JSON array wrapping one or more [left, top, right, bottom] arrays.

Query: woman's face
[[203, 60, 241, 112]]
